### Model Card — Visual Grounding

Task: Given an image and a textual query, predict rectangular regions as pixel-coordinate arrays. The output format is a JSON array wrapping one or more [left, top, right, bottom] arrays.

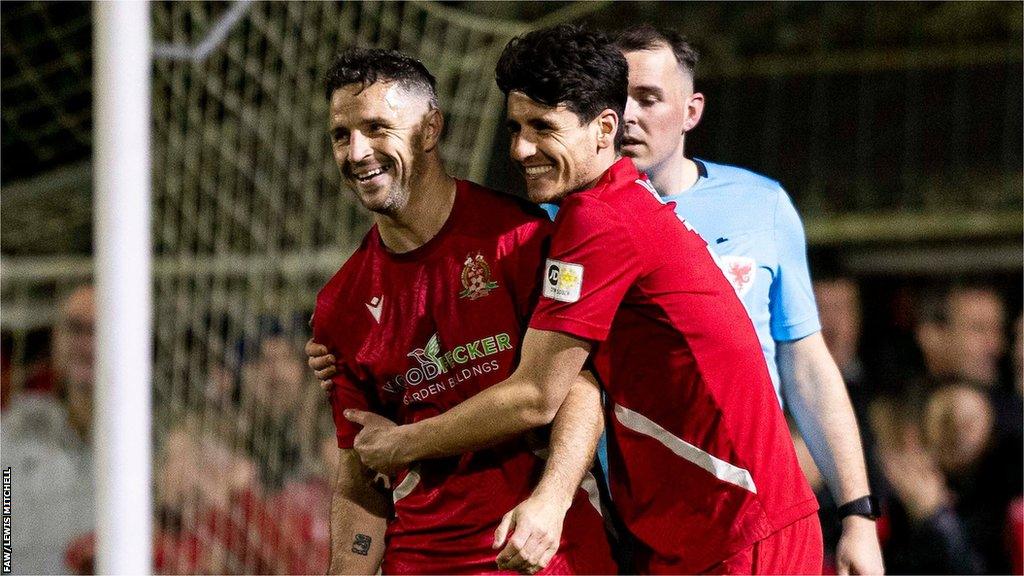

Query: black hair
[[323, 47, 438, 108], [614, 24, 700, 79], [495, 24, 627, 145]]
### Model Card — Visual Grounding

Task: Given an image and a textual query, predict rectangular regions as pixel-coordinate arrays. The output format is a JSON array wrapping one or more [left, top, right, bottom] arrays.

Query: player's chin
[[525, 181, 565, 205], [352, 183, 398, 212], [620, 144, 650, 166]]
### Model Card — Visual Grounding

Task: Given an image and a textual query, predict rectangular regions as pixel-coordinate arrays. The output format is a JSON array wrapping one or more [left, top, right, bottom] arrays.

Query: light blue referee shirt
[[660, 159, 822, 402]]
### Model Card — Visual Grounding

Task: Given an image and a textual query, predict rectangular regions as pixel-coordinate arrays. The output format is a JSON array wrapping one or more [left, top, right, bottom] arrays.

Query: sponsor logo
[[543, 259, 583, 303], [383, 331, 514, 404], [458, 253, 499, 300], [365, 295, 383, 323], [719, 255, 756, 297]]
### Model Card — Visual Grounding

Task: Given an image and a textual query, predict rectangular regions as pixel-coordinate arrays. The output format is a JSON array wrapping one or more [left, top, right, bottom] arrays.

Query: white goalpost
[[92, 2, 153, 573]]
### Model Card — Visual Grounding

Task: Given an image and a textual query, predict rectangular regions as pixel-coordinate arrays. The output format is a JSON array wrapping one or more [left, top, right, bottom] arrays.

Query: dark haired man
[[314, 47, 614, 574], [346, 26, 822, 574], [608, 25, 883, 574]]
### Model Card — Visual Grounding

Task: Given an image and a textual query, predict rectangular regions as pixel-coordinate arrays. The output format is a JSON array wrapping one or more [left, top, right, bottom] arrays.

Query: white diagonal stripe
[[392, 466, 421, 504], [613, 403, 757, 494], [578, 471, 604, 516]]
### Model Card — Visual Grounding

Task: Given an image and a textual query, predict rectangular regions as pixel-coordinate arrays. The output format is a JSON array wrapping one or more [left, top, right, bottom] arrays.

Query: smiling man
[[313, 47, 614, 575], [345, 26, 823, 574]]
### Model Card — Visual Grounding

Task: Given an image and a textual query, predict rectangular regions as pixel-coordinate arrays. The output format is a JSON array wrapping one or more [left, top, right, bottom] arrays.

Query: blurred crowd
[[1, 275, 1021, 574], [798, 275, 1023, 574], [1, 285, 333, 574]]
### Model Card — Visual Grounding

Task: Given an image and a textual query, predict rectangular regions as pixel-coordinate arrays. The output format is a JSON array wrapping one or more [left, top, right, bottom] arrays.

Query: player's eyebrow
[[362, 116, 394, 128], [526, 117, 557, 131], [631, 85, 665, 99]]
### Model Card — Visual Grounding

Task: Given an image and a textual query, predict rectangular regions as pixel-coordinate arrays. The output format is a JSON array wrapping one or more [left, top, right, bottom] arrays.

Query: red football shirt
[[314, 180, 614, 575], [530, 158, 818, 573]]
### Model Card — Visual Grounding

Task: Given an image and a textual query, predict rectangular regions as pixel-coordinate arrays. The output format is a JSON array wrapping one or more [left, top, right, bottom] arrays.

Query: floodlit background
[[1, 2, 1021, 574]]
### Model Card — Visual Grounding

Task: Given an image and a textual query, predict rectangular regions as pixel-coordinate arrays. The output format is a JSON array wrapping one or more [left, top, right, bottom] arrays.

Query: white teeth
[[355, 166, 388, 181], [524, 165, 552, 176]]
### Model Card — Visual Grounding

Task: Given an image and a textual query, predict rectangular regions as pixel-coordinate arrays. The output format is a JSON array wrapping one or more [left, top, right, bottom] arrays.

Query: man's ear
[[422, 108, 445, 152], [683, 92, 705, 133], [595, 108, 618, 150]]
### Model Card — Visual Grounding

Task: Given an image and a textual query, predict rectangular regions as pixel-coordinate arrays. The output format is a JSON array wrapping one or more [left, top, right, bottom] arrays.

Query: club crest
[[458, 252, 499, 299], [719, 255, 757, 298]]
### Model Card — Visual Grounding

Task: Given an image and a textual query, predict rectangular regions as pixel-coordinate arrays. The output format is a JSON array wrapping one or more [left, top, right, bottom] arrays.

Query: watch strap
[[837, 495, 881, 520]]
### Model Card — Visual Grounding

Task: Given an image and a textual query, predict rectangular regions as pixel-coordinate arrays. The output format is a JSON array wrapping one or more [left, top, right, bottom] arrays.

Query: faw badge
[[718, 255, 757, 298], [458, 253, 499, 299]]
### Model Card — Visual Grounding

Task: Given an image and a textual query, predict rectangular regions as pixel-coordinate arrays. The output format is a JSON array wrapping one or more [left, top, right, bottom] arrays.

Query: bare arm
[[346, 329, 591, 473], [533, 370, 603, 510], [778, 332, 883, 575], [329, 448, 390, 575], [494, 371, 604, 573]]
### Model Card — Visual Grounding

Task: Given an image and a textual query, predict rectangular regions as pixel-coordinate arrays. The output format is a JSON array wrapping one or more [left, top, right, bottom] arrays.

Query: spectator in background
[[236, 330, 322, 489], [914, 283, 1021, 446], [870, 387, 985, 574], [68, 327, 334, 575], [0, 285, 96, 574], [914, 283, 1005, 386], [923, 381, 1020, 573], [871, 376, 1022, 574]]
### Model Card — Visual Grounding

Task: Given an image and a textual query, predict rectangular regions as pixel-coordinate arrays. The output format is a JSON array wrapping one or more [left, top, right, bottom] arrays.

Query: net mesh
[[2, 2, 606, 573], [146, 2, 591, 573], [150, 2, 499, 572], [1, 2, 1020, 573]]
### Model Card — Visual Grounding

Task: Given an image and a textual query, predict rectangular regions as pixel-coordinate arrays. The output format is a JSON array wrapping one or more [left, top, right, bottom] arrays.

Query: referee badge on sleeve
[[543, 259, 583, 303]]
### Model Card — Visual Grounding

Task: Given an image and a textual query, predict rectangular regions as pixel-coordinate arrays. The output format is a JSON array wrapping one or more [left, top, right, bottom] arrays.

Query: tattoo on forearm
[[352, 533, 372, 556]]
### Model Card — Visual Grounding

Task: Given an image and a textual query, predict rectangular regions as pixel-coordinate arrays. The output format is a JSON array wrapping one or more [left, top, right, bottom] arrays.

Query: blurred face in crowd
[[620, 44, 704, 177], [53, 285, 95, 438], [329, 81, 440, 215], [505, 91, 618, 204], [923, 383, 993, 475], [814, 277, 862, 370], [241, 335, 306, 416], [946, 288, 1005, 384]]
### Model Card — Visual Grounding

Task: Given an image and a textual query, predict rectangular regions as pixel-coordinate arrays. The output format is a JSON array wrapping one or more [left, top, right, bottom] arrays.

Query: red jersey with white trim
[[530, 158, 818, 573], [314, 180, 614, 575]]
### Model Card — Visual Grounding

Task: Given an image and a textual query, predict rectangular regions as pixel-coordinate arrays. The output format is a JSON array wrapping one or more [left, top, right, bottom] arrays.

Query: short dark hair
[[916, 282, 1002, 326], [615, 24, 700, 79], [495, 25, 627, 144], [323, 47, 438, 107]]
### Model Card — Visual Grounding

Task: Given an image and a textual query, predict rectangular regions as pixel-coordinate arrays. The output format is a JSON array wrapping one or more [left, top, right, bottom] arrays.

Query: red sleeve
[[313, 301, 379, 449], [529, 197, 640, 342], [327, 362, 375, 449]]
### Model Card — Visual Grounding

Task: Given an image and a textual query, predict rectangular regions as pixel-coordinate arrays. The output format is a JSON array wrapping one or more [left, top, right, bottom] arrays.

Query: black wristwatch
[[837, 495, 881, 520]]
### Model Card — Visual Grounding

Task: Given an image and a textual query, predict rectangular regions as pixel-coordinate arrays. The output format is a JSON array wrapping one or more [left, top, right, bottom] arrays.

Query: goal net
[[145, 2, 603, 573]]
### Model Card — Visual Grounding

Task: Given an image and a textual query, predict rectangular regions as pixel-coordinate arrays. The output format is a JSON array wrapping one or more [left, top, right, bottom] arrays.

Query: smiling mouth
[[523, 165, 553, 178], [352, 164, 391, 182]]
